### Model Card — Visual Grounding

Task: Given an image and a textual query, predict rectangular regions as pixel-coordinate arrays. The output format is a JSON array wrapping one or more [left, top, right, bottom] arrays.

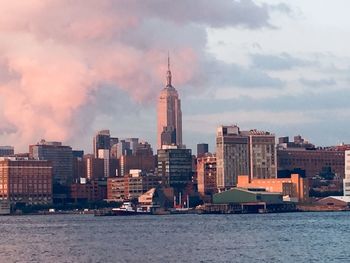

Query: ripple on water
[[0, 212, 350, 262]]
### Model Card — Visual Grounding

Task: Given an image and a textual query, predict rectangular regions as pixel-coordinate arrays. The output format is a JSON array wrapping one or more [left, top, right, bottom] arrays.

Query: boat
[[94, 202, 150, 216]]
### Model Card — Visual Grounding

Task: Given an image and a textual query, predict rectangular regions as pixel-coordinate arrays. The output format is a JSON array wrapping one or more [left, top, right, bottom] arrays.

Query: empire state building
[[157, 56, 182, 149]]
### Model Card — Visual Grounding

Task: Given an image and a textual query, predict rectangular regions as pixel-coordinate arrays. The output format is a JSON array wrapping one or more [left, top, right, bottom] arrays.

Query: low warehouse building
[[213, 188, 283, 205]]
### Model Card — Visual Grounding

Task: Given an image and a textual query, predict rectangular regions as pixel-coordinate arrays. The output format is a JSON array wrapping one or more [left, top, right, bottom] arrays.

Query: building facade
[[243, 130, 277, 180], [157, 146, 192, 193], [93, 130, 111, 158], [0, 158, 52, 205], [107, 171, 161, 201], [197, 153, 217, 196], [29, 140, 73, 186], [216, 126, 249, 191], [197, 143, 209, 158], [216, 125, 276, 191], [278, 142, 346, 179], [70, 180, 107, 202], [237, 174, 308, 203], [344, 150, 350, 196], [0, 146, 14, 157], [157, 56, 182, 149]]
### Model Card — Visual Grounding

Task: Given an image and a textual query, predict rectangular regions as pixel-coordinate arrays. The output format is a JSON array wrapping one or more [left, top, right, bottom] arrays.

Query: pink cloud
[[0, 0, 276, 151]]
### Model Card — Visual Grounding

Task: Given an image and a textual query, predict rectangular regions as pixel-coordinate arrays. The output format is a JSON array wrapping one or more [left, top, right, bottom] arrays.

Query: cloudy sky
[[1, 0, 350, 153]]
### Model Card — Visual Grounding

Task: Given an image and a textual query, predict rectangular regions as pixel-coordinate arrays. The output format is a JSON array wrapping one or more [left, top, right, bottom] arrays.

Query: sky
[[1, 0, 350, 153]]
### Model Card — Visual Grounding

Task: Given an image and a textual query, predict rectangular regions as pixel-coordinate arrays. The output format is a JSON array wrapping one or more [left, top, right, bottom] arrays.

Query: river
[[0, 212, 349, 262]]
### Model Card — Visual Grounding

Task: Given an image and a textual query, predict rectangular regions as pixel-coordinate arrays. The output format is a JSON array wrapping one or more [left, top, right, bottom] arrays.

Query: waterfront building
[[316, 196, 350, 208], [70, 180, 107, 202], [197, 153, 217, 196], [216, 125, 277, 191], [138, 186, 175, 211], [213, 187, 283, 205], [157, 146, 192, 193], [197, 143, 209, 158], [107, 170, 161, 201], [0, 157, 52, 205], [29, 140, 73, 186], [216, 125, 249, 191], [237, 174, 308, 203], [277, 136, 347, 179], [93, 130, 111, 158], [157, 55, 182, 149], [343, 150, 350, 196], [0, 146, 14, 157], [242, 130, 277, 180]]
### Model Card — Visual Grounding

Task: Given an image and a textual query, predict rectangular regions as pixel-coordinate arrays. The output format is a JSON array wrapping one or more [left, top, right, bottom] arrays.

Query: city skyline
[[1, 1, 350, 153]]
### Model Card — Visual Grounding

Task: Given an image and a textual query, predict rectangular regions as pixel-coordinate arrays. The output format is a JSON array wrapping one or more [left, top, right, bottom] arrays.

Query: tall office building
[[93, 130, 111, 158], [197, 153, 217, 196], [157, 146, 192, 193], [157, 55, 182, 149], [29, 140, 73, 186], [0, 146, 14, 157], [216, 126, 249, 191], [216, 125, 276, 191], [242, 129, 277, 180], [197, 143, 209, 158], [98, 149, 110, 178]]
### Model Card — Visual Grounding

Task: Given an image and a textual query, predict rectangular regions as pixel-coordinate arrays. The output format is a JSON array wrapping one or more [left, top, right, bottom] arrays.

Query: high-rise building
[[241, 129, 277, 180], [116, 140, 131, 159], [157, 55, 182, 149], [29, 140, 73, 186], [0, 146, 14, 157], [157, 146, 192, 193], [84, 154, 104, 180], [216, 125, 276, 191], [98, 149, 110, 178], [118, 141, 155, 177], [93, 130, 111, 158], [197, 153, 217, 196], [0, 157, 52, 205], [197, 143, 209, 158], [216, 126, 249, 191], [72, 150, 84, 182]]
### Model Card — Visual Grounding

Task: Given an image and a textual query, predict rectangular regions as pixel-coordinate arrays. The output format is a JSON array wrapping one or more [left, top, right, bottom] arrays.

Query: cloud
[[204, 59, 284, 88], [299, 77, 336, 87], [251, 52, 313, 70], [0, 1, 290, 151]]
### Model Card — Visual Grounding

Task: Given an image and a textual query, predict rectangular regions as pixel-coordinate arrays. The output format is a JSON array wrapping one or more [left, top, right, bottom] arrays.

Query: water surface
[[0, 212, 349, 262]]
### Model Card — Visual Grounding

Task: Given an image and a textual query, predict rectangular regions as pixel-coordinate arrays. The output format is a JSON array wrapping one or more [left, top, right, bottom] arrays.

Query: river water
[[0, 212, 349, 262]]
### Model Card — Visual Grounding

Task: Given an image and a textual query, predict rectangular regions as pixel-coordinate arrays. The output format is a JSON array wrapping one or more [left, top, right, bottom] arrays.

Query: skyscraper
[[29, 140, 73, 186], [216, 125, 276, 191], [216, 126, 249, 191], [157, 55, 182, 149], [93, 130, 111, 158]]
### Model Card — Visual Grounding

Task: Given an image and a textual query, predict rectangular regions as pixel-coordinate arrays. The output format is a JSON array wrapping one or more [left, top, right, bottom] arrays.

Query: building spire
[[166, 52, 172, 87]]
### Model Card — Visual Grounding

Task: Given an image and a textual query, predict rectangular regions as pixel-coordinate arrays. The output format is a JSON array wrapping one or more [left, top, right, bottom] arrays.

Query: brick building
[[0, 158, 52, 205], [107, 170, 161, 201]]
